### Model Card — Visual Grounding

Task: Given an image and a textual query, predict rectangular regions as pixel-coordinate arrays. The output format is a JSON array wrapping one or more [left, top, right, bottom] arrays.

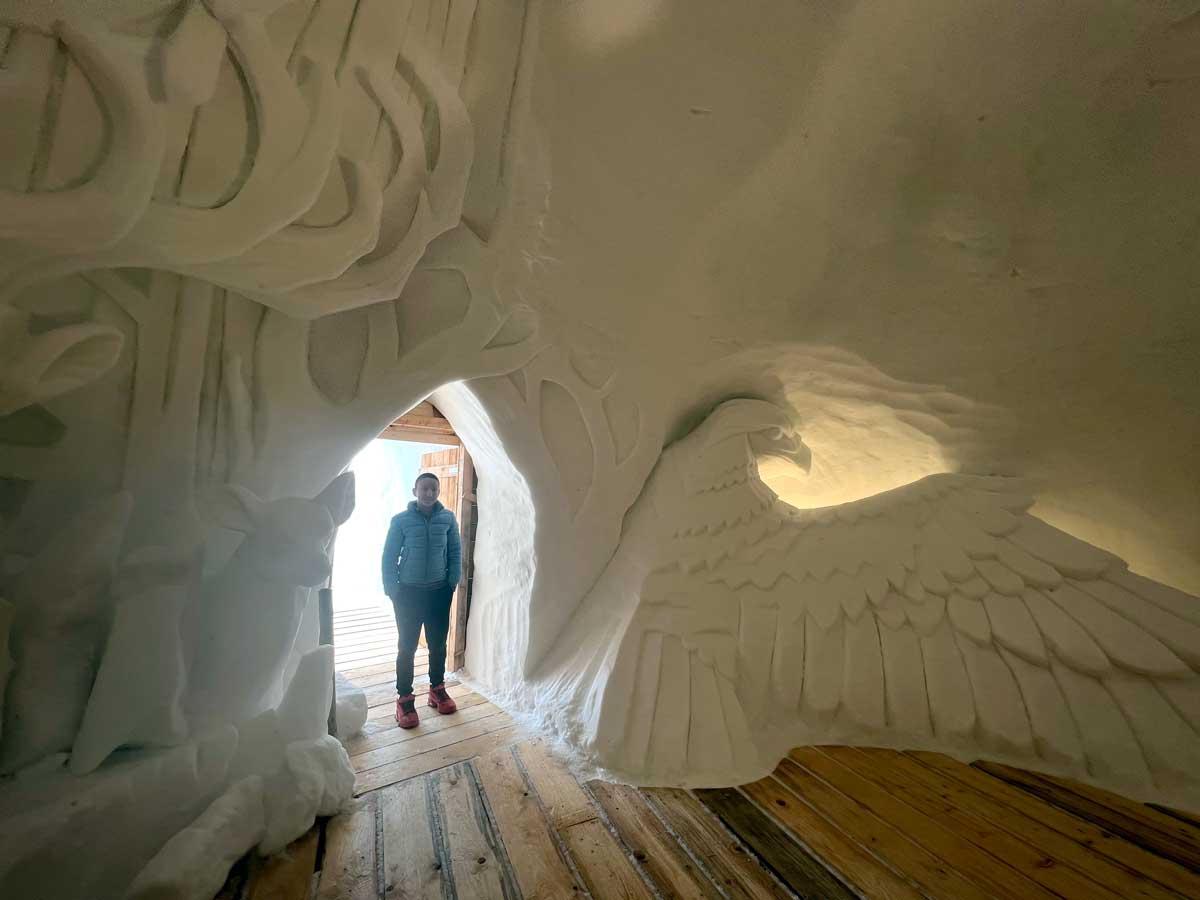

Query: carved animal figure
[[0, 492, 131, 773], [184, 473, 355, 731], [584, 399, 1200, 807]]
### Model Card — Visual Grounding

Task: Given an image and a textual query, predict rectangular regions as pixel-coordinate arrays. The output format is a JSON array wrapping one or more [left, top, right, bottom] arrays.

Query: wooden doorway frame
[[379, 402, 475, 671]]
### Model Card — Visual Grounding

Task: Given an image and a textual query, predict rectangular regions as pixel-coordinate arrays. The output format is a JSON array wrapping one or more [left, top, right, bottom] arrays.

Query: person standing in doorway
[[381, 471, 461, 728]]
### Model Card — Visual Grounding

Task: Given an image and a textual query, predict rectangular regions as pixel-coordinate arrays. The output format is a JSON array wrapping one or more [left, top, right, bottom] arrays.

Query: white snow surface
[[0, 1, 1198, 897], [335, 673, 368, 741]]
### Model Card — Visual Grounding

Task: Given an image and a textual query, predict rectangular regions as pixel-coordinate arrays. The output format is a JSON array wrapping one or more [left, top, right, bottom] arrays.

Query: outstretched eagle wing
[[601, 472, 1200, 805]]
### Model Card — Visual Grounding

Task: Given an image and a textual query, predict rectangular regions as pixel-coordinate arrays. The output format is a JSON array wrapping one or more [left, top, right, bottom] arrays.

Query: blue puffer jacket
[[381, 501, 462, 594]]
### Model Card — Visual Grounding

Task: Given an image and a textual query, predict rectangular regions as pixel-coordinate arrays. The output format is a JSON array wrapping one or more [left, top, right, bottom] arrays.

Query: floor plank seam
[[425, 772, 458, 900], [973, 763, 1200, 873], [464, 760, 524, 900], [665, 788, 802, 900], [695, 787, 862, 900], [635, 786, 753, 900], [350, 708, 496, 767], [353, 713, 515, 777], [753, 771, 905, 898], [355, 725, 523, 794], [373, 791, 386, 900], [1149, 805, 1200, 832], [578, 778, 670, 900], [313, 816, 329, 888], [732, 784, 868, 900], [508, 744, 597, 900]]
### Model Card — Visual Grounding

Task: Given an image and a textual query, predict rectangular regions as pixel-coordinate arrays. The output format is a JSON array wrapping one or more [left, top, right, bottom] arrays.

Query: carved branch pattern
[[0, 0, 492, 320]]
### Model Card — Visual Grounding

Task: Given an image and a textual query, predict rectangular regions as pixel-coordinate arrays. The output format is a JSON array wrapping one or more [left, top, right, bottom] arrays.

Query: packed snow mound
[[335, 673, 369, 741]]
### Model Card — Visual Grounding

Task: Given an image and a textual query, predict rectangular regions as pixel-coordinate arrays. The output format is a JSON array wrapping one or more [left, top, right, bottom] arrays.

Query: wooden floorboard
[[772, 756, 995, 900], [335, 638, 400, 654], [1150, 803, 1200, 832], [366, 691, 486, 726], [560, 818, 655, 899], [738, 775, 923, 900], [332, 610, 395, 621], [340, 659, 401, 681], [335, 634, 401, 645], [975, 761, 1200, 872], [311, 731, 1200, 900], [337, 648, 403, 667], [589, 780, 725, 899], [514, 737, 653, 897], [334, 626, 400, 642], [642, 787, 797, 900], [694, 787, 860, 900], [332, 620, 393, 628], [350, 698, 498, 755], [337, 654, 400, 670], [348, 668, 409, 690], [845, 747, 1178, 900], [314, 641, 1200, 900], [379, 777, 443, 900], [1034, 770, 1200, 852], [316, 794, 377, 900], [912, 751, 1200, 899], [358, 668, 446, 699], [338, 637, 397, 651], [474, 746, 585, 898], [363, 671, 438, 707], [434, 763, 517, 899], [365, 684, 475, 721], [355, 724, 524, 794], [791, 747, 1064, 899], [245, 827, 319, 900], [333, 617, 398, 632], [512, 738, 598, 831], [333, 621, 396, 635], [352, 710, 515, 774]]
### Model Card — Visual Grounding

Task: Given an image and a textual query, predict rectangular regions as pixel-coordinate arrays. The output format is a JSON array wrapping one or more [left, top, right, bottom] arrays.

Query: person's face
[[414, 477, 439, 509]]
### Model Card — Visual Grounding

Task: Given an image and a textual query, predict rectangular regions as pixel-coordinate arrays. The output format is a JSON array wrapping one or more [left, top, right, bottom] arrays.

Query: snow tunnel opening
[[328, 380, 538, 713]]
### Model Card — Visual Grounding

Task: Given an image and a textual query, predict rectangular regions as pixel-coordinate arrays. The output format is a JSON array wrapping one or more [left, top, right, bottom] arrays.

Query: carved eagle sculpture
[[585, 399, 1200, 807]]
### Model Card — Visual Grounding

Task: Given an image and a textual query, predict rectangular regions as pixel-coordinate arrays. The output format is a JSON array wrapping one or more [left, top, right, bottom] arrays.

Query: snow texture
[[335, 673, 368, 741], [125, 777, 266, 900], [0, 1, 1198, 897]]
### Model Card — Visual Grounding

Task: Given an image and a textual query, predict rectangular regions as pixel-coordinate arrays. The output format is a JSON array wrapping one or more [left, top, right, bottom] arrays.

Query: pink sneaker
[[395, 694, 419, 729]]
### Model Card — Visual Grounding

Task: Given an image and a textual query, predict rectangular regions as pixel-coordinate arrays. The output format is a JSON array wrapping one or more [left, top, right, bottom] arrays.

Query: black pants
[[391, 583, 454, 696]]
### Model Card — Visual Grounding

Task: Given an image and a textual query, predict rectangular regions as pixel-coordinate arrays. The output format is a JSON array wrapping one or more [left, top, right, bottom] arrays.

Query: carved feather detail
[[594, 399, 1200, 806]]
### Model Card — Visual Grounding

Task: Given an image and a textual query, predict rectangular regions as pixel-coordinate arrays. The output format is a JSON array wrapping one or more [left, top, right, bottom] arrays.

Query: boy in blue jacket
[[381, 472, 462, 728]]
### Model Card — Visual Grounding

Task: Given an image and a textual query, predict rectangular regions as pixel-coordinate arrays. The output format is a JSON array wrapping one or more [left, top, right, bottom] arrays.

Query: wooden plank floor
[[228, 620, 1200, 899], [336, 612, 521, 796], [333, 607, 407, 673], [304, 738, 1200, 900]]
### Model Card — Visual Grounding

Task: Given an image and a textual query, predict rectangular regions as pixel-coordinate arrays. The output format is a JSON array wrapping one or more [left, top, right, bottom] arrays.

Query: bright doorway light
[[331, 438, 457, 611]]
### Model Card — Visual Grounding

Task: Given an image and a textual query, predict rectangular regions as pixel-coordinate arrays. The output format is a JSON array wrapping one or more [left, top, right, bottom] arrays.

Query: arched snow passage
[[426, 382, 538, 695]]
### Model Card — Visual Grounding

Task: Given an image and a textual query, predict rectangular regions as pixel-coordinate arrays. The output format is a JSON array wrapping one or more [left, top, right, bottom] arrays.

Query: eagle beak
[[750, 427, 812, 473]]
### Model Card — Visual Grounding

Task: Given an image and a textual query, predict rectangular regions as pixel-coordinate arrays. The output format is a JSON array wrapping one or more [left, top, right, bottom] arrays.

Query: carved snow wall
[[0, 2, 541, 897], [0, 1, 1198, 898]]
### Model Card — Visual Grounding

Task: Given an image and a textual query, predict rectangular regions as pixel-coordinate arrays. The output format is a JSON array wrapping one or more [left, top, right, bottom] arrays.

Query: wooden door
[[419, 447, 460, 504], [419, 445, 476, 671]]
